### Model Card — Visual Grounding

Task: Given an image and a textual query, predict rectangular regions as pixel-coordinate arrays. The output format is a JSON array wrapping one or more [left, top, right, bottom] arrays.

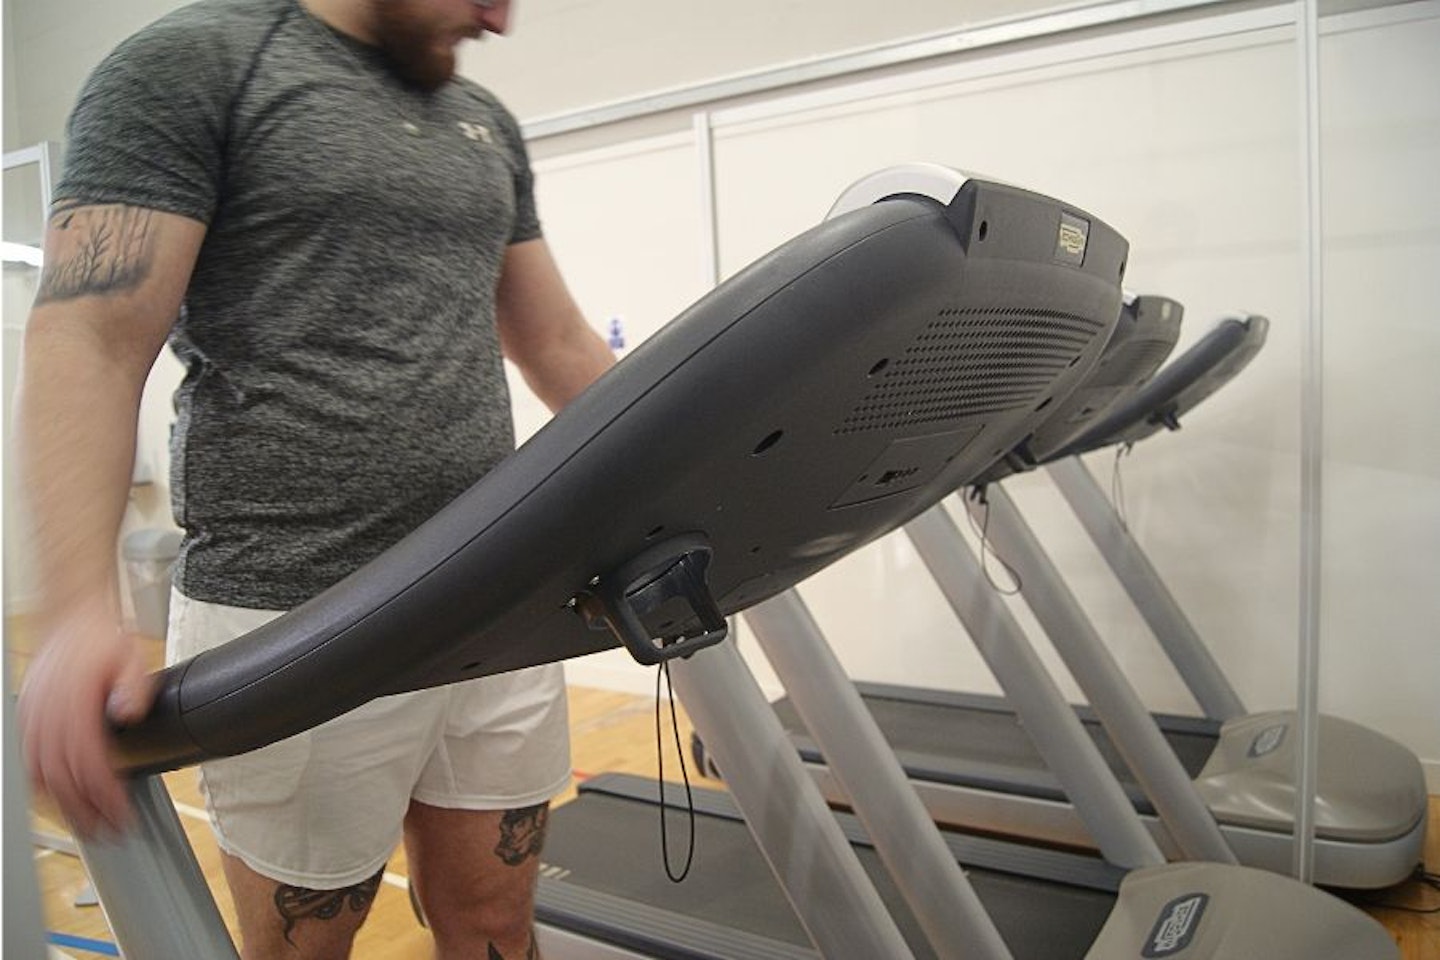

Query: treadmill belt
[[538, 774, 1120, 960], [773, 685, 1220, 813]]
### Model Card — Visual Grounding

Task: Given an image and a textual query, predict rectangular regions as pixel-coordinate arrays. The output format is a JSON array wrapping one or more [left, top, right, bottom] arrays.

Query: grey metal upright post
[[968, 486, 1237, 865], [667, 641, 917, 960], [1045, 456, 1246, 722], [745, 591, 1013, 960], [75, 775, 241, 960], [904, 505, 1166, 870], [4, 691, 48, 960]]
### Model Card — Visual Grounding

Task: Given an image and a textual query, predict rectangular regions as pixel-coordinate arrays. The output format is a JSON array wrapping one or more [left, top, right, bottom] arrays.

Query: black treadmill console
[[114, 173, 1128, 775]]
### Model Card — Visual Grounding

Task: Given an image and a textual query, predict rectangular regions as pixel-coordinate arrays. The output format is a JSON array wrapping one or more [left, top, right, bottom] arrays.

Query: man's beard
[[374, 4, 457, 92]]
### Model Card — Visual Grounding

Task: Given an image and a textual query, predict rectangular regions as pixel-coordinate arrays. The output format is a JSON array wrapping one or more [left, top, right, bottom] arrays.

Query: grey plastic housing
[[1086, 862, 1397, 959], [1196, 710, 1428, 843]]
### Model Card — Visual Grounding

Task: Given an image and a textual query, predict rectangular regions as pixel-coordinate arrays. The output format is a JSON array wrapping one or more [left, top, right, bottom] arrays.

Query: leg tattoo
[[273, 865, 385, 945], [494, 803, 549, 867], [486, 931, 539, 960]]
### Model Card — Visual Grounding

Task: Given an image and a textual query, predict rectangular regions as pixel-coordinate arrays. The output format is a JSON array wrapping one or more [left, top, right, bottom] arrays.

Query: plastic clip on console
[[577, 533, 729, 664]]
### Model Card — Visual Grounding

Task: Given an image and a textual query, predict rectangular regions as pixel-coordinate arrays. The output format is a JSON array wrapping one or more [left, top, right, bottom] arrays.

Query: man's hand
[[18, 603, 158, 838]]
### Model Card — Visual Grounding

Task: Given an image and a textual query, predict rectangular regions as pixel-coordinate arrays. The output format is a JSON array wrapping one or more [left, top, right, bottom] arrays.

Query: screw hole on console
[[752, 430, 784, 455], [978, 220, 990, 241]]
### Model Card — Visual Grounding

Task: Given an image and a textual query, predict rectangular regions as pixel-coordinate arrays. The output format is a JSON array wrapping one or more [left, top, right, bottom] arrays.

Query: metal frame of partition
[[520, 0, 1236, 139], [1, 141, 59, 211], [1294, 0, 1326, 886]]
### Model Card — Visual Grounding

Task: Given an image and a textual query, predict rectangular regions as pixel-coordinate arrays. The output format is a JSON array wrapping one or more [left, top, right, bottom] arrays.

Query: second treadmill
[[738, 313, 1427, 890]]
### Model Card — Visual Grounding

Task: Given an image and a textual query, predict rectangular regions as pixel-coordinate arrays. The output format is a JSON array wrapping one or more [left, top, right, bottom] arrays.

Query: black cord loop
[[654, 659, 697, 883], [967, 486, 1023, 595]]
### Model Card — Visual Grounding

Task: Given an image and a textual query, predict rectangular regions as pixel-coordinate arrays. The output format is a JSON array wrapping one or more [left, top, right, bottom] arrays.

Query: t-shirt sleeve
[[493, 104, 542, 245], [54, 15, 233, 225]]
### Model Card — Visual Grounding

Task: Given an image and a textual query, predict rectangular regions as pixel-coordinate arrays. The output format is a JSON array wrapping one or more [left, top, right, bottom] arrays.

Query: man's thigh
[[402, 668, 570, 956], [221, 852, 386, 960]]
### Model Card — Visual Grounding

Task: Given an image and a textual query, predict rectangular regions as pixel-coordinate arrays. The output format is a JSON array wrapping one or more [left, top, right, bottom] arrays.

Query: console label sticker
[[1248, 723, 1288, 758], [1055, 212, 1089, 266], [1142, 892, 1210, 957]]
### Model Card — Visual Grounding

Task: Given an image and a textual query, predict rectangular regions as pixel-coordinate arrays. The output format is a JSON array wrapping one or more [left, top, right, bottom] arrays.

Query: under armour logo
[[457, 121, 493, 144]]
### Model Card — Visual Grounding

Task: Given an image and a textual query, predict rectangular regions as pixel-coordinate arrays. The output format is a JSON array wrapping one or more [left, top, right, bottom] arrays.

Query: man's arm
[[494, 238, 615, 413], [16, 202, 206, 837]]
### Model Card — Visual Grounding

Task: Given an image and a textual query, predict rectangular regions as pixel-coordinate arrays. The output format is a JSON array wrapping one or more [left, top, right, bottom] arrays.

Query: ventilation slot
[[837, 307, 1107, 435]]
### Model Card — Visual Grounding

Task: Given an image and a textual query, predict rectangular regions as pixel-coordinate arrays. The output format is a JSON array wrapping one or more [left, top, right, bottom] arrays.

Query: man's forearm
[[521, 318, 616, 413], [19, 204, 202, 628], [17, 317, 151, 626]]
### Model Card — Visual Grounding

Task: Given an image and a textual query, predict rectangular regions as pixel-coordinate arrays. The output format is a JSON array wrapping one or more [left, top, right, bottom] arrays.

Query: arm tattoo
[[273, 865, 385, 945], [494, 803, 549, 867], [34, 202, 157, 305]]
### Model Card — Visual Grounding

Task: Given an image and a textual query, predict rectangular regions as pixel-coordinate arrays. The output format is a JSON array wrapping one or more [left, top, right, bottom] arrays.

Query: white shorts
[[165, 589, 572, 889]]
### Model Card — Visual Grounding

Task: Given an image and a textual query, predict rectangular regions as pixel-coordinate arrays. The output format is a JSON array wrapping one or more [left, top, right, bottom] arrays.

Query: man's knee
[[417, 861, 538, 945], [409, 803, 549, 949]]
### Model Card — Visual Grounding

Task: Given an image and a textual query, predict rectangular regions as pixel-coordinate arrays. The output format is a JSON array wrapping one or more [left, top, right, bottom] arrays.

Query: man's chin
[[383, 43, 456, 92]]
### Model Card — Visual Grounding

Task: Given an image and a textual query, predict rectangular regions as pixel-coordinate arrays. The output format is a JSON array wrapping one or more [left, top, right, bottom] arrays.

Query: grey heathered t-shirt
[[56, 0, 541, 609]]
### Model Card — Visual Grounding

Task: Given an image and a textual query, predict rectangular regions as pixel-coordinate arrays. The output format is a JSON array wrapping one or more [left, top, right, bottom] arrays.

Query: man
[[15, 0, 615, 957]]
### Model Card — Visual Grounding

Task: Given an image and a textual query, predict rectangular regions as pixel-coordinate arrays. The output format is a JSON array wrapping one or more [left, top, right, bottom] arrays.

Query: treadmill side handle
[[577, 534, 729, 665]]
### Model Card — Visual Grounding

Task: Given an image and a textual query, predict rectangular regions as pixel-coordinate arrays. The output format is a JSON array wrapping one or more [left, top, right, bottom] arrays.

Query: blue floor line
[[46, 931, 121, 956]]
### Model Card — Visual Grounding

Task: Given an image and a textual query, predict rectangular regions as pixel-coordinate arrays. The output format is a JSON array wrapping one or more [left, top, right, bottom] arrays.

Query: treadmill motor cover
[[1195, 711, 1428, 843], [1086, 862, 1397, 959]]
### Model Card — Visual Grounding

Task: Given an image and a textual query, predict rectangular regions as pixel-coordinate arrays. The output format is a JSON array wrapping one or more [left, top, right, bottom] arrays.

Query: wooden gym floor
[[9, 627, 1438, 959]]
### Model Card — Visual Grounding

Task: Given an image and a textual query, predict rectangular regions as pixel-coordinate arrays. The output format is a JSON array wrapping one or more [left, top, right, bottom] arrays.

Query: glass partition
[[708, 0, 1327, 869], [1317, 0, 1440, 869]]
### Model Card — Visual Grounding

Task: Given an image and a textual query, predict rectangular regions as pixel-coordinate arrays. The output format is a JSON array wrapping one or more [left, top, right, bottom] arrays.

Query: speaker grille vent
[[1089, 339, 1176, 389], [837, 307, 1107, 435]]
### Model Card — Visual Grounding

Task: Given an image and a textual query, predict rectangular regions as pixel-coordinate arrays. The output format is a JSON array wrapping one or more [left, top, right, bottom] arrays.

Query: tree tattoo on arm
[[273, 865, 385, 945], [494, 803, 549, 867], [34, 202, 156, 305]]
